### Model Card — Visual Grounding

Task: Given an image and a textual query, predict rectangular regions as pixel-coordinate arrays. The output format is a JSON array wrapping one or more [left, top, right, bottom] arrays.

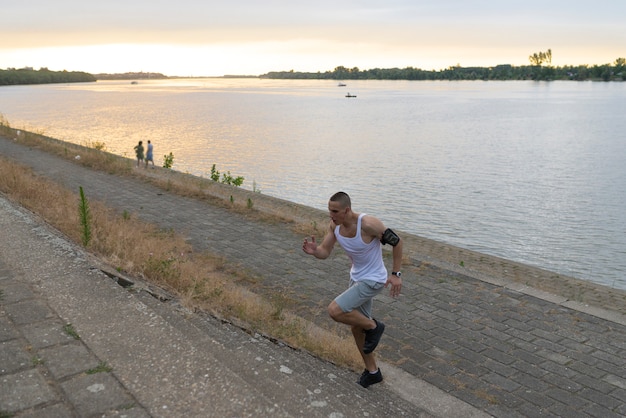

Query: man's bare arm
[[302, 222, 336, 259]]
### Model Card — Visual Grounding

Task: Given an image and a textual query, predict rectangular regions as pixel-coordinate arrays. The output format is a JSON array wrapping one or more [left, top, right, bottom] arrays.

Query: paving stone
[[39, 342, 100, 379], [583, 403, 625, 418], [0, 339, 33, 374], [19, 319, 76, 349], [0, 282, 36, 304], [484, 372, 521, 392], [0, 368, 57, 412], [545, 386, 588, 410], [4, 299, 54, 325], [0, 315, 19, 342], [17, 403, 74, 418], [61, 372, 136, 417]]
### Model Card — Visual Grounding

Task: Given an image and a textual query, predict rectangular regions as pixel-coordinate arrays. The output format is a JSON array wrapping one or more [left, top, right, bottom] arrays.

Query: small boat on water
[[345, 93, 357, 98], [337, 82, 346, 87], [130, 81, 138, 85]]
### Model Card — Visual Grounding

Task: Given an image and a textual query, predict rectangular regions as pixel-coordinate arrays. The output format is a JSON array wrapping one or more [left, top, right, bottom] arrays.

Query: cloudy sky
[[2, 0, 624, 76]]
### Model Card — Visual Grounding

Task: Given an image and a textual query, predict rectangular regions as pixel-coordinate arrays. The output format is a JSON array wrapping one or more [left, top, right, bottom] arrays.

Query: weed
[[221, 171, 244, 186], [86, 361, 113, 374], [0, 113, 11, 130], [210, 164, 244, 186], [272, 305, 284, 321], [78, 186, 92, 246], [210, 164, 220, 181], [91, 141, 106, 151], [163, 152, 174, 169], [145, 256, 181, 282], [32, 355, 44, 366], [247, 198, 253, 209], [63, 323, 80, 340], [209, 286, 224, 298]]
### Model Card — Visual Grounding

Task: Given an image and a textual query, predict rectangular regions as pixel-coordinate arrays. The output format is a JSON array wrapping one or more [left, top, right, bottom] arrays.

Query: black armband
[[381, 228, 400, 246]]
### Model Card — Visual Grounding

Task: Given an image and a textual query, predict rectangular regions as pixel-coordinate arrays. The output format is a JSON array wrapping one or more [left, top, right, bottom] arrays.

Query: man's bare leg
[[351, 325, 378, 371], [328, 301, 376, 329]]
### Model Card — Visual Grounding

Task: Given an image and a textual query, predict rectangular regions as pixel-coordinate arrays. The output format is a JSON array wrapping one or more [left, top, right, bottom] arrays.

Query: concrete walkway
[[1, 135, 625, 417]]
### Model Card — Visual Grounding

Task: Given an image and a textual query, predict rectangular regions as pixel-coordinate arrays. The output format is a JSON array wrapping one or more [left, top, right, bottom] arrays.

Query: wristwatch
[[391, 271, 402, 278]]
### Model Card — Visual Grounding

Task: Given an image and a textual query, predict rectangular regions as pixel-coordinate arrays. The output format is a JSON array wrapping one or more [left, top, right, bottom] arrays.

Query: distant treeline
[[261, 59, 626, 82], [0, 68, 96, 85], [94, 72, 168, 80]]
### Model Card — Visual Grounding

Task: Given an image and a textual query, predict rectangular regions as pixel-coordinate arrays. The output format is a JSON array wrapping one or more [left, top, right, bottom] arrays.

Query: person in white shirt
[[302, 191, 403, 388], [145, 140, 155, 168]]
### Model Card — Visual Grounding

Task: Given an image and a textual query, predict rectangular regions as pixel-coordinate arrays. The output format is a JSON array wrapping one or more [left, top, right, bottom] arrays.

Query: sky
[[1, 0, 625, 77]]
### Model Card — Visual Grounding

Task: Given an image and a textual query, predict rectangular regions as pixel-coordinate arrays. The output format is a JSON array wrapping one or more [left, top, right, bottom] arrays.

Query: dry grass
[[0, 122, 363, 370]]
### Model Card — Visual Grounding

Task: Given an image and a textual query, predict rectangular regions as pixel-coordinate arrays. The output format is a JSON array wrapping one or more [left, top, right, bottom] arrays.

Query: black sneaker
[[363, 319, 385, 354], [358, 369, 383, 388]]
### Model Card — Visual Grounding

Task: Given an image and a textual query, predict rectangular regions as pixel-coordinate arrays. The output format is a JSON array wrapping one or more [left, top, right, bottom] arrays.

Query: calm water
[[1, 79, 625, 289]]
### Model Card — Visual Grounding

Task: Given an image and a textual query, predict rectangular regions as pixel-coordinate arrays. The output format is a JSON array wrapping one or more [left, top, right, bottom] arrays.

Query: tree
[[529, 49, 552, 66], [333, 66, 349, 79]]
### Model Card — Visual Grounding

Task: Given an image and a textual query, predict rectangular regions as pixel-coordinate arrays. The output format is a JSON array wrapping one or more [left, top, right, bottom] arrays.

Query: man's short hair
[[330, 191, 351, 208]]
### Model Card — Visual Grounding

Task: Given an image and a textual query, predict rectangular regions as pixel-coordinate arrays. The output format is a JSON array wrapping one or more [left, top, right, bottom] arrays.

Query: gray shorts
[[334, 279, 385, 319]]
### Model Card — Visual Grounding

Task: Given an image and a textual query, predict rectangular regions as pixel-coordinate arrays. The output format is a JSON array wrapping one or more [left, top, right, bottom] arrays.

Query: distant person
[[133, 140, 144, 167], [145, 140, 155, 168], [302, 191, 403, 388]]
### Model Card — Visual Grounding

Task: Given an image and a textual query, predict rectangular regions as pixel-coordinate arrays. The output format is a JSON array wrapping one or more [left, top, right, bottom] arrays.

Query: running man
[[302, 191, 402, 388]]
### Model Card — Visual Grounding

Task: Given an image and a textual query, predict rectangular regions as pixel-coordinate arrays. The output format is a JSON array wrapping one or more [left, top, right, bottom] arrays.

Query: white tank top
[[334, 214, 387, 283]]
